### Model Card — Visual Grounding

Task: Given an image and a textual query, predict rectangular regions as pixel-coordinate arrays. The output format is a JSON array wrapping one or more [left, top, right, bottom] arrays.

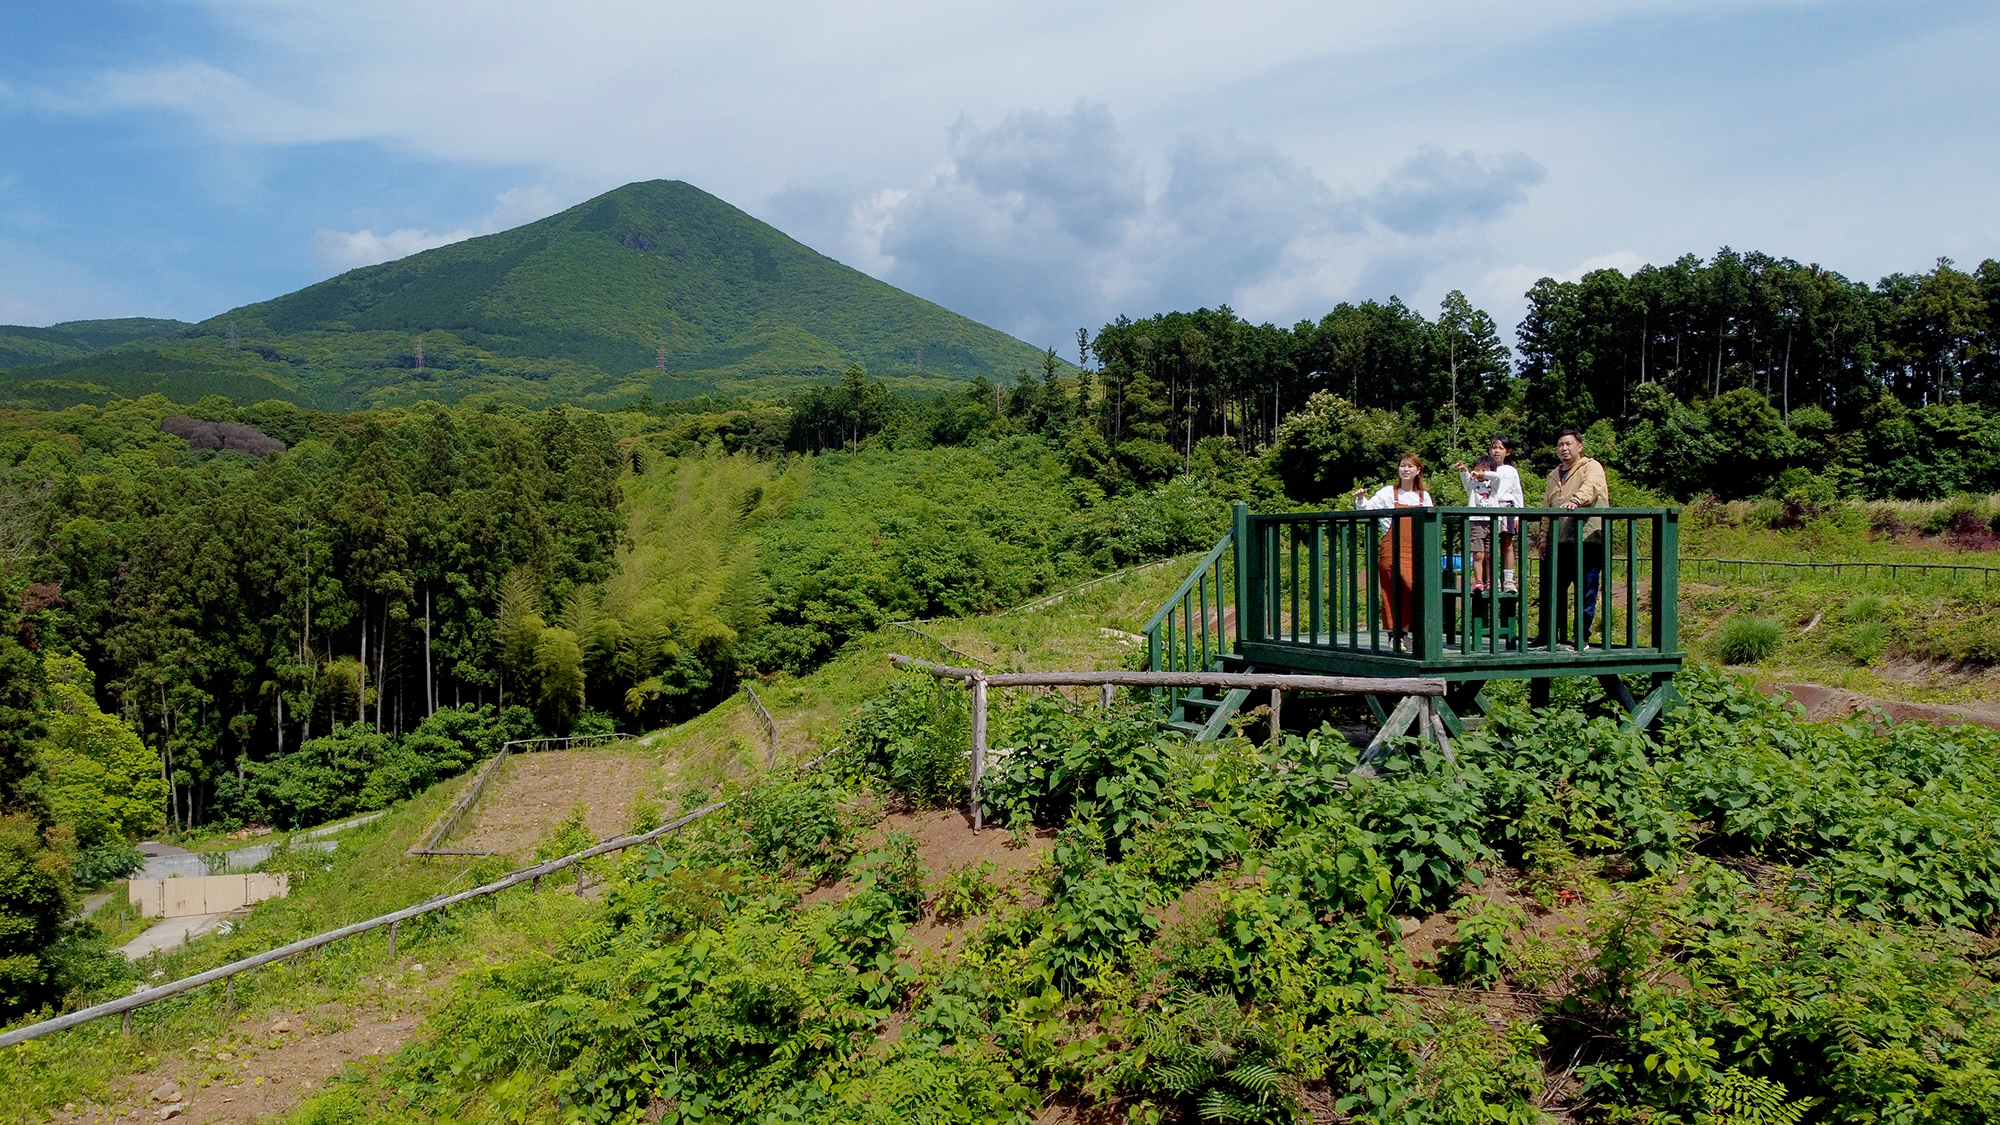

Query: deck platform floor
[[1234, 631, 1683, 681]]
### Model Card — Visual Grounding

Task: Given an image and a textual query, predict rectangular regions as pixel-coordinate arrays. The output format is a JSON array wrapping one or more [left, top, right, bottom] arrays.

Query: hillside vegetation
[[0, 182, 1056, 411], [239, 661, 2000, 1125], [0, 319, 190, 370]]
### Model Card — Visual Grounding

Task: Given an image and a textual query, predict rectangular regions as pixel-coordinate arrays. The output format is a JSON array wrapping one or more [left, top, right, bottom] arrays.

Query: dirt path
[[450, 747, 666, 856], [1757, 678, 2000, 730]]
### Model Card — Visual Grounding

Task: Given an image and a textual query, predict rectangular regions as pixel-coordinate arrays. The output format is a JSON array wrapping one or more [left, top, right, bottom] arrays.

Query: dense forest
[[929, 251, 2000, 503]]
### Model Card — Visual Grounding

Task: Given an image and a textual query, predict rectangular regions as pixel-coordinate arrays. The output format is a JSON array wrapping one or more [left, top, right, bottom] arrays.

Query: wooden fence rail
[[888, 653, 1448, 830], [409, 733, 633, 857], [744, 684, 779, 766]]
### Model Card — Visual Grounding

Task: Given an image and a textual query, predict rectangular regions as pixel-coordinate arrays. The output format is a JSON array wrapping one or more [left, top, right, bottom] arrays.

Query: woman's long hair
[[1398, 452, 1429, 495], [1489, 434, 1517, 465]]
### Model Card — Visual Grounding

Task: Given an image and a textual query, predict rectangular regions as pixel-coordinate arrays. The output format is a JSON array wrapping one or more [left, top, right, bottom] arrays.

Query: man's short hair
[[1556, 428, 1584, 444]]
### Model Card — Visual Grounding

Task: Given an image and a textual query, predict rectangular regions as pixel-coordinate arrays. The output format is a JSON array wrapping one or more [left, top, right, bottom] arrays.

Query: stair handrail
[[1140, 530, 1234, 644]]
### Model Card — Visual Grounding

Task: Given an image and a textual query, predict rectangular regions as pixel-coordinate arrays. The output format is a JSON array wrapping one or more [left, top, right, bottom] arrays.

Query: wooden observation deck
[[1143, 501, 1684, 740]]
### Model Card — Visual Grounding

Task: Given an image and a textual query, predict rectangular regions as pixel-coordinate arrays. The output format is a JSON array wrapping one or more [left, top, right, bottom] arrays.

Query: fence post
[[1268, 688, 1282, 750], [1653, 512, 1679, 651], [1099, 682, 1114, 714], [1417, 511, 1441, 660], [388, 921, 398, 958], [1232, 496, 1248, 644], [970, 674, 988, 832]]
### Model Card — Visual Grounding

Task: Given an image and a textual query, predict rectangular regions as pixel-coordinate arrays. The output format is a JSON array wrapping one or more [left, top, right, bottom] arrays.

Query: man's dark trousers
[[1539, 539, 1605, 645]]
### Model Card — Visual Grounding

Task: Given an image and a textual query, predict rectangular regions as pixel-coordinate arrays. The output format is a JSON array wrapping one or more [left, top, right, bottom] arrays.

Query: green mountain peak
[[0, 180, 1053, 411]]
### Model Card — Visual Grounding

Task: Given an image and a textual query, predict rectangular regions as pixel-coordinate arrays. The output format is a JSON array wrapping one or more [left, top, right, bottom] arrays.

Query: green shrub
[[571, 708, 618, 737], [1922, 493, 1985, 536], [979, 696, 1173, 856], [1711, 615, 1782, 664], [930, 859, 1004, 921], [838, 673, 970, 808], [69, 839, 144, 888], [0, 813, 71, 1018], [852, 831, 927, 920], [1436, 896, 1530, 987], [728, 773, 855, 880]]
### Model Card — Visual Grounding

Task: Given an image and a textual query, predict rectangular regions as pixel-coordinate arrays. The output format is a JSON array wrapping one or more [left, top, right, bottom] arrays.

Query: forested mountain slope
[[0, 182, 1055, 411], [0, 319, 190, 370]]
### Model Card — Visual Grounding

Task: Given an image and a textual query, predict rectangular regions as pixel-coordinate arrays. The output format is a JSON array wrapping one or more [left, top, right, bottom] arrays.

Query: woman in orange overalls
[[1353, 453, 1432, 653]]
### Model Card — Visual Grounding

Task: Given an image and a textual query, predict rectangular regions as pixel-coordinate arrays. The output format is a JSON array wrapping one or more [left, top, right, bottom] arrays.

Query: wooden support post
[[123, 1010, 131, 1036], [576, 865, 585, 898], [388, 921, 398, 959], [970, 675, 988, 832], [1356, 694, 1425, 772], [1425, 698, 1456, 762], [226, 976, 233, 1007], [1099, 682, 1114, 714], [1599, 674, 1639, 715], [1623, 673, 1679, 735], [1268, 688, 1283, 750], [532, 875, 540, 894]]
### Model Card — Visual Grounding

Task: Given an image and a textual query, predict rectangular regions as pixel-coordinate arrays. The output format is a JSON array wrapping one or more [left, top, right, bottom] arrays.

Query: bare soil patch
[[51, 981, 451, 1125], [450, 747, 666, 857], [1759, 677, 2000, 730], [804, 808, 1055, 958]]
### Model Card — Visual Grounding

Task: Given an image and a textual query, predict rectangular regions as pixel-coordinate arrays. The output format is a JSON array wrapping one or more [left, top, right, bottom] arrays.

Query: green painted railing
[[1235, 502, 1681, 662], [1140, 529, 1237, 716]]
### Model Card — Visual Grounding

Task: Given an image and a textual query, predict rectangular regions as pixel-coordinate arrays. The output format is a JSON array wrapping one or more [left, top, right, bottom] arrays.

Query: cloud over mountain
[[778, 103, 1545, 343]]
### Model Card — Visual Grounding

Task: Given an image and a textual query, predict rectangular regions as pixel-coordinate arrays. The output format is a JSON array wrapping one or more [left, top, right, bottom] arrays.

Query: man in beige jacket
[[1536, 428, 1609, 646]]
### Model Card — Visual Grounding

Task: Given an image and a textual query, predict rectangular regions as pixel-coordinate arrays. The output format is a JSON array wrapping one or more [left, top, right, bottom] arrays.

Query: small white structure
[[128, 873, 289, 918]]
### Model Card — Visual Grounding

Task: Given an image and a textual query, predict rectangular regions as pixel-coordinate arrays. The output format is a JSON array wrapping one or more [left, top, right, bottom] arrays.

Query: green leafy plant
[[1436, 896, 1530, 987], [852, 830, 927, 920], [979, 696, 1173, 857], [1135, 992, 1299, 1125], [930, 859, 1005, 921], [535, 803, 596, 862], [1700, 1069, 1813, 1125]]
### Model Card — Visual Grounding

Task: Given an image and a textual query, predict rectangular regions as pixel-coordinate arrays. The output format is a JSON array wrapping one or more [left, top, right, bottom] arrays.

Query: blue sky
[[3, 0, 1995, 350]]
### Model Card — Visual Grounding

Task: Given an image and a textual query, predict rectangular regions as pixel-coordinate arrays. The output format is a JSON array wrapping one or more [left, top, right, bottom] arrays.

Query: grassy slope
[[1675, 506, 2000, 704], [0, 182, 1056, 411], [0, 767, 589, 1122]]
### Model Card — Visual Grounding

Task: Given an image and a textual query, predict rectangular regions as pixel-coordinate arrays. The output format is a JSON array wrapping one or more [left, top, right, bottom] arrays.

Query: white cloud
[[307, 184, 570, 274], [46, 1, 1816, 197], [309, 226, 473, 273], [789, 104, 1545, 341], [12, 0, 1997, 333], [1363, 147, 1547, 236]]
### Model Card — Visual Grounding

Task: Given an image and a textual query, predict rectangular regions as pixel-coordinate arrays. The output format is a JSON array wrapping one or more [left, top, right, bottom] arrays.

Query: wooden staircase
[[1161, 667, 1254, 741]]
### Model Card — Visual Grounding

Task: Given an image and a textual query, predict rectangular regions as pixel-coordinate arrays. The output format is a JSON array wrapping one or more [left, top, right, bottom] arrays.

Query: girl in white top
[[1481, 436, 1526, 592], [1352, 453, 1432, 651], [1352, 455, 1433, 519]]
